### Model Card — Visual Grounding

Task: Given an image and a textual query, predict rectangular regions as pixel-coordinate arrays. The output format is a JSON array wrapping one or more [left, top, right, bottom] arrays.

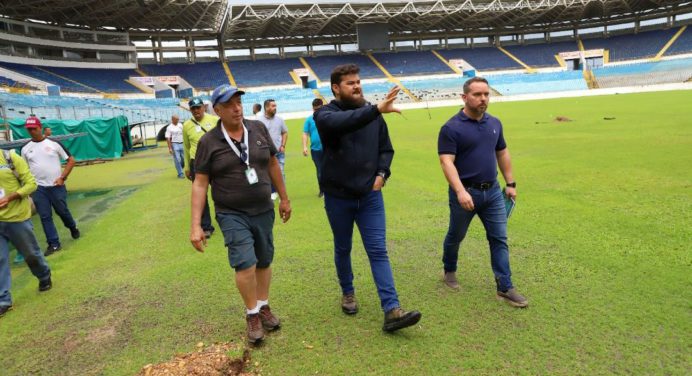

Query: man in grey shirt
[[257, 99, 287, 200]]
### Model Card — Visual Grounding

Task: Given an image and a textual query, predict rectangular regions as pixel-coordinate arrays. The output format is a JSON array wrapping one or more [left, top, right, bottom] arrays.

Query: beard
[[340, 92, 366, 108]]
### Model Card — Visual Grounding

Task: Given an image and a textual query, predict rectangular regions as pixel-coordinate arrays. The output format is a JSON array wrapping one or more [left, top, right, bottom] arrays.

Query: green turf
[[1, 90, 690, 375]]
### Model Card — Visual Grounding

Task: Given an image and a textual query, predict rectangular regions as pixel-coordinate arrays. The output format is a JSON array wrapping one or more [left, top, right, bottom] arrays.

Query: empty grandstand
[[0, 1, 690, 124]]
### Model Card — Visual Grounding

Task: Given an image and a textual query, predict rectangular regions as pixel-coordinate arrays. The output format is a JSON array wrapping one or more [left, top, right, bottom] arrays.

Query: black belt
[[462, 180, 496, 190]]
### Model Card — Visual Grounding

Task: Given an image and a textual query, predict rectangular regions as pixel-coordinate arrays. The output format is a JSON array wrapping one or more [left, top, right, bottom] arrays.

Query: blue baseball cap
[[188, 97, 204, 108], [211, 84, 245, 107]]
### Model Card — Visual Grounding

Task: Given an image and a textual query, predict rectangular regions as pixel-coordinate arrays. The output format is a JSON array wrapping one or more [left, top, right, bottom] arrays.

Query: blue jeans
[[324, 190, 400, 312], [189, 159, 214, 233], [171, 142, 184, 177], [32, 185, 77, 248], [310, 149, 323, 193], [0, 219, 52, 307], [442, 181, 513, 291]]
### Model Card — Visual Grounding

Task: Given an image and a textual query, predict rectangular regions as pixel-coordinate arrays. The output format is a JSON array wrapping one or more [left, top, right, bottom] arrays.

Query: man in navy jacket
[[315, 64, 421, 332]]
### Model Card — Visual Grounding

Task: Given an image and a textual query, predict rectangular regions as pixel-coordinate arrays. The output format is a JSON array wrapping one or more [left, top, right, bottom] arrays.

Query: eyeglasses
[[240, 142, 248, 163]]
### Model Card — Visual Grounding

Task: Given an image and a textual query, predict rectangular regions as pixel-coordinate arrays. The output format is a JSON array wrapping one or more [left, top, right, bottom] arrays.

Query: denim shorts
[[216, 210, 275, 271]]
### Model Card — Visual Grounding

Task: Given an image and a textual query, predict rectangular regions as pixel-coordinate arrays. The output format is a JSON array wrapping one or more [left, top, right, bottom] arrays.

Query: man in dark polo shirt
[[437, 76, 528, 308], [190, 84, 292, 344]]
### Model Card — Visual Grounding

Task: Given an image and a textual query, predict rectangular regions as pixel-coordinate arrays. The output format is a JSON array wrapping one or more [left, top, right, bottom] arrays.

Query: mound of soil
[[138, 342, 252, 376]]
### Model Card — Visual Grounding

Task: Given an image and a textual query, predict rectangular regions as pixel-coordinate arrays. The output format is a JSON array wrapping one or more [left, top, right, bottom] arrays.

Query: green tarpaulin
[[9, 116, 129, 161]]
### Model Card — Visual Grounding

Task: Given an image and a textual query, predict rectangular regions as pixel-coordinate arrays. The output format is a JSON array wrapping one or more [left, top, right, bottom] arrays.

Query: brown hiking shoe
[[341, 293, 358, 315], [245, 313, 265, 344], [259, 305, 281, 331], [497, 288, 528, 308], [383, 307, 422, 332], [443, 272, 460, 290]]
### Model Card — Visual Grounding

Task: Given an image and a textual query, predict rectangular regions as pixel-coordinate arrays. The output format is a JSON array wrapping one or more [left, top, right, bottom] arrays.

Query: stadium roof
[[1, 1, 690, 42]]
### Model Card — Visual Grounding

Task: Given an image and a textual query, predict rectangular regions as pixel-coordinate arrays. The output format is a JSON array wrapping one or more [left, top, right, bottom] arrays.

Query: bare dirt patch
[[137, 342, 254, 376]]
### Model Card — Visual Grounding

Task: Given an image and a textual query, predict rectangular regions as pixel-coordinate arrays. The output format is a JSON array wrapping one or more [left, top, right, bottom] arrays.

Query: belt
[[462, 180, 496, 190]]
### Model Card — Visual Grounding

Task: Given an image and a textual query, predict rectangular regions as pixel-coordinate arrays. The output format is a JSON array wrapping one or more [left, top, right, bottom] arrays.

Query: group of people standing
[[0, 116, 80, 317], [178, 64, 527, 345]]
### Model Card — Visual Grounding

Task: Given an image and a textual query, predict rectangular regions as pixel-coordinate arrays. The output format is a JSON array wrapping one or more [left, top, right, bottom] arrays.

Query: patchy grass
[[1, 91, 690, 375]]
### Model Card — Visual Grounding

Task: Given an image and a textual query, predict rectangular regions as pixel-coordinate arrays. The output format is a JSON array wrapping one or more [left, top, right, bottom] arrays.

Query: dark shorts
[[216, 210, 275, 271]]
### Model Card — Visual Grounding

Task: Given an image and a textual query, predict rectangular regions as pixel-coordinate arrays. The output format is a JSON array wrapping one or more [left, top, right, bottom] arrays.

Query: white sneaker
[[271, 192, 278, 200]]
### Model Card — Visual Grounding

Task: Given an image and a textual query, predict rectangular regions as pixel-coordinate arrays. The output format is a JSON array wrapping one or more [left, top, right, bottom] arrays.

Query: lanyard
[[221, 123, 250, 166], [191, 119, 208, 133]]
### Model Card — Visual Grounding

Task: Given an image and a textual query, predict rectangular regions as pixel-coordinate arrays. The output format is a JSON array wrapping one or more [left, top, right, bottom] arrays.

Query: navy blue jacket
[[314, 100, 394, 199]]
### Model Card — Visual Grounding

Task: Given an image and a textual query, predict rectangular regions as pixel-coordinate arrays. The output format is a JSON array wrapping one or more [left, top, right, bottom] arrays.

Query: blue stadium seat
[[139, 62, 228, 91], [436, 47, 522, 71], [372, 50, 454, 76], [582, 28, 678, 61], [503, 41, 579, 67], [665, 27, 692, 56], [307, 54, 384, 81], [227, 58, 302, 87], [0, 62, 98, 93], [38, 66, 140, 93]]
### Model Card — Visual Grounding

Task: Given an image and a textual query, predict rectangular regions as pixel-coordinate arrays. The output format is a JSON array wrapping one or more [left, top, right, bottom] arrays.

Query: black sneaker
[[383, 307, 422, 332], [0, 305, 12, 317], [39, 277, 52, 292], [70, 227, 81, 239], [44, 245, 61, 256]]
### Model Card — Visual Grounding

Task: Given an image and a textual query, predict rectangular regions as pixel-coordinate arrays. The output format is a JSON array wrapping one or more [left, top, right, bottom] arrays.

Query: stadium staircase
[[583, 70, 599, 89], [654, 26, 687, 61], [497, 46, 535, 73], [431, 50, 462, 74], [366, 52, 420, 102], [221, 61, 237, 86], [33, 66, 103, 94]]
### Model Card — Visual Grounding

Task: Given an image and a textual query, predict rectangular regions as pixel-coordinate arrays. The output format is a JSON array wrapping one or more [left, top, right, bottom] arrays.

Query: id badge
[[245, 167, 258, 185], [196, 126, 202, 132]]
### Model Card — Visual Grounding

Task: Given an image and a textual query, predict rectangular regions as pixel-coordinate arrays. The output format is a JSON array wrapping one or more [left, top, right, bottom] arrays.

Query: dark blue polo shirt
[[437, 109, 507, 183]]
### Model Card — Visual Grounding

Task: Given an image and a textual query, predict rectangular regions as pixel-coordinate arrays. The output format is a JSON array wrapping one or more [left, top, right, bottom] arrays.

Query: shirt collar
[[457, 108, 488, 123], [215, 119, 251, 140]]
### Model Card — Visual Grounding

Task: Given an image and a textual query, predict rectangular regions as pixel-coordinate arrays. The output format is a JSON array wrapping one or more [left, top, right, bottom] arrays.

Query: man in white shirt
[[165, 115, 185, 179], [247, 103, 262, 121], [20, 116, 79, 256], [257, 99, 287, 200]]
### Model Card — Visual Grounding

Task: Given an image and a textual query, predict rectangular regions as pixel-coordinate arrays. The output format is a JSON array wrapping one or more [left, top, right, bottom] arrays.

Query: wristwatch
[[506, 181, 516, 188], [377, 171, 387, 179]]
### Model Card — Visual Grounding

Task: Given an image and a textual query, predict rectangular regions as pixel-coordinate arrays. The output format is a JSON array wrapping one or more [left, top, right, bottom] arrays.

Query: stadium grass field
[[1, 90, 690, 375]]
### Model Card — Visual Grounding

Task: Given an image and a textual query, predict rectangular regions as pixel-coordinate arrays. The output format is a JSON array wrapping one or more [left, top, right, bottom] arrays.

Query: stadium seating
[[38, 66, 139, 93], [503, 41, 579, 67], [592, 58, 692, 88], [307, 54, 384, 81], [665, 27, 692, 56], [227, 58, 303, 87], [398, 71, 588, 99], [0, 75, 36, 90], [436, 47, 522, 71], [372, 50, 454, 76], [0, 92, 182, 122], [581, 28, 679, 61], [139, 62, 228, 91], [0, 62, 97, 93]]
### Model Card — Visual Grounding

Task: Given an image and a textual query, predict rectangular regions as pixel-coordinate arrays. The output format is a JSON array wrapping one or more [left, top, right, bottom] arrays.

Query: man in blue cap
[[190, 84, 292, 345], [183, 97, 218, 238]]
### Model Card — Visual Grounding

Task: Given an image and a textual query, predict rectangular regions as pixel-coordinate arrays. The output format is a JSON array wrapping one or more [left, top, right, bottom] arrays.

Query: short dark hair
[[263, 99, 275, 108], [252, 103, 261, 112], [463, 77, 489, 94], [312, 98, 324, 108], [330, 64, 360, 95]]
